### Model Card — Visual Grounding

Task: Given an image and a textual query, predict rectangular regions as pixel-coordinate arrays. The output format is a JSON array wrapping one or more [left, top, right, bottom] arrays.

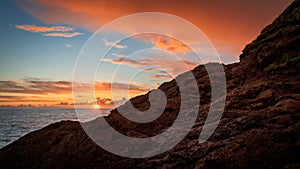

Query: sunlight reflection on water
[[0, 108, 109, 148]]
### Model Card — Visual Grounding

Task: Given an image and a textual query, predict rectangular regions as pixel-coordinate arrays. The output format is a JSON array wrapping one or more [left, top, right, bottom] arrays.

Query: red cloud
[[17, 0, 292, 60]]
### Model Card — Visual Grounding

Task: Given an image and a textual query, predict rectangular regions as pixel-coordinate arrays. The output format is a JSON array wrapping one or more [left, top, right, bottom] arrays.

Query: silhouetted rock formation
[[0, 1, 299, 169]]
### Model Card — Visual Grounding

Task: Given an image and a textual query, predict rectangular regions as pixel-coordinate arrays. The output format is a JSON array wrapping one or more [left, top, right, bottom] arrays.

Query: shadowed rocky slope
[[1, 1, 300, 169]]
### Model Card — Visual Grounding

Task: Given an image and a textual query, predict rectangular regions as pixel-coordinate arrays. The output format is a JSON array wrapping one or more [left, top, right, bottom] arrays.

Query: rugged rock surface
[[1, 1, 299, 169]]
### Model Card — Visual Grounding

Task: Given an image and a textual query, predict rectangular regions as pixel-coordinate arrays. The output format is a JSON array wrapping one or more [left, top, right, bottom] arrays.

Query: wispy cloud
[[0, 79, 150, 107], [15, 24, 82, 38], [102, 38, 127, 49], [102, 56, 197, 76], [15, 25, 74, 32], [43, 32, 82, 38], [0, 79, 149, 95], [141, 34, 191, 53], [0, 95, 61, 103], [112, 52, 127, 58], [94, 81, 149, 93], [0, 80, 71, 95], [148, 74, 172, 79]]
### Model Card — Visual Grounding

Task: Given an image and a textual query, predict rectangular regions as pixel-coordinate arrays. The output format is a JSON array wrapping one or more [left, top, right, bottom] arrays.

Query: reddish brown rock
[[0, 1, 300, 169]]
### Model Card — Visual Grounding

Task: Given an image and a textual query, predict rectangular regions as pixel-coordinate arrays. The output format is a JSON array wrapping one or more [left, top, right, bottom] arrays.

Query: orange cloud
[[15, 24, 82, 38], [0, 79, 150, 107], [95, 97, 113, 105], [15, 25, 74, 32], [94, 82, 150, 94], [17, 0, 293, 61], [43, 32, 82, 38], [0, 95, 62, 103], [148, 74, 172, 79], [148, 34, 190, 53], [0, 80, 149, 95], [95, 97, 127, 108]]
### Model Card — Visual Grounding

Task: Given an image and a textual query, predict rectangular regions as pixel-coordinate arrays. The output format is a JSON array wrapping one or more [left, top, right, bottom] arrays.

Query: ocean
[[0, 108, 110, 149]]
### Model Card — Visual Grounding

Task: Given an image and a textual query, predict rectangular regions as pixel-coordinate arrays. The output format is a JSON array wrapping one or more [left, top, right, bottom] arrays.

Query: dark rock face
[[1, 1, 300, 169]]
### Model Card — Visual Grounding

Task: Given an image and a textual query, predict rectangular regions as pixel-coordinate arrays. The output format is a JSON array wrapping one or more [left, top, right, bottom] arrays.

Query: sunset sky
[[0, 0, 293, 108]]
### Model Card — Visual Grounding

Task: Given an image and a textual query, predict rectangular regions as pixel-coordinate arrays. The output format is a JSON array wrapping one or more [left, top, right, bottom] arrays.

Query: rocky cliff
[[0, 1, 299, 169]]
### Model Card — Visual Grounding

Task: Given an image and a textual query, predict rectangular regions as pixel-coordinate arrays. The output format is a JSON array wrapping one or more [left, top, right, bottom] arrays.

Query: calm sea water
[[0, 108, 109, 149]]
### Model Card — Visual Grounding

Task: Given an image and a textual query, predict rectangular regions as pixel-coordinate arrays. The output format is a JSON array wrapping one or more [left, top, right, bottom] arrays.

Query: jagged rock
[[0, 1, 300, 169]]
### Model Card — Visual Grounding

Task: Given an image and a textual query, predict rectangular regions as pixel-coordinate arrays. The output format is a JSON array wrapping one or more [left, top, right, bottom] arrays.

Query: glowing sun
[[93, 104, 100, 109]]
